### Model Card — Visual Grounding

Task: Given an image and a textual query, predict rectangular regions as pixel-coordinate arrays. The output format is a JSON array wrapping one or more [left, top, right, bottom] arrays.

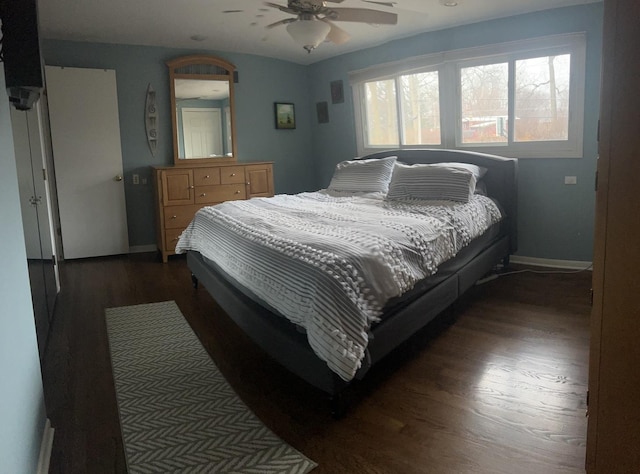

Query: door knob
[[114, 175, 123, 182]]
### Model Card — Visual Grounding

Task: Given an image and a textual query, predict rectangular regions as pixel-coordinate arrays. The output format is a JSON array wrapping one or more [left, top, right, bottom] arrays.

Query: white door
[[182, 108, 222, 158], [45, 66, 129, 259]]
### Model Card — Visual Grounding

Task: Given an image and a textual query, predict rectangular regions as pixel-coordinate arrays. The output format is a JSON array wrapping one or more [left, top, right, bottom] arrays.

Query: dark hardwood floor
[[42, 253, 591, 473]]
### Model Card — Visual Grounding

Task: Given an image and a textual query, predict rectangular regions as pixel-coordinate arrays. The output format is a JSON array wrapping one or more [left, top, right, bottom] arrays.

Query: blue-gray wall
[[308, 3, 603, 262], [42, 2, 602, 261], [41, 41, 316, 248], [0, 65, 47, 474]]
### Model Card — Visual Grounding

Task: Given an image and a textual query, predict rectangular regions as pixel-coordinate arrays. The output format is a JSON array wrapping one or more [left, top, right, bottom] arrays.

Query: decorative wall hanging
[[145, 83, 158, 157], [316, 101, 329, 124], [330, 80, 344, 104], [274, 102, 296, 129]]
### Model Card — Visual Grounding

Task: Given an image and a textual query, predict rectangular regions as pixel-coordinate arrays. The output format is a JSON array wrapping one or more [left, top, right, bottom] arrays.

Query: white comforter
[[176, 191, 502, 381]]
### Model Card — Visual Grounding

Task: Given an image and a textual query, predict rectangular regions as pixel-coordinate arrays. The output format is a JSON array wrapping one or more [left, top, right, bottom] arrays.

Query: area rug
[[105, 301, 317, 473]]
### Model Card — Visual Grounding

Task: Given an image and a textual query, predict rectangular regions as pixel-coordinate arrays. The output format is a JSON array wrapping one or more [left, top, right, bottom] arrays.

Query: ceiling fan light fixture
[[286, 18, 331, 53]]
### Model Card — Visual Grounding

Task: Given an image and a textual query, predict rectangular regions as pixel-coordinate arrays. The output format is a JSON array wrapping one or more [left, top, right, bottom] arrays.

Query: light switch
[[564, 176, 577, 185], [133, 174, 140, 185]]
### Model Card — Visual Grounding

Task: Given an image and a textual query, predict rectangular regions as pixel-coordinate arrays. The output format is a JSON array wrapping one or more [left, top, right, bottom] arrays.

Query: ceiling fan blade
[[263, 2, 297, 15], [329, 7, 398, 25], [321, 19, 351, 45], [361, 1, 397, 7], [266, 18, 297, 29]]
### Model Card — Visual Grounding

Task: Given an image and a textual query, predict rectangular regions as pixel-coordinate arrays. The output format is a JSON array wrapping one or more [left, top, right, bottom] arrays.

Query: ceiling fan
[[263, 0, 398, 53]]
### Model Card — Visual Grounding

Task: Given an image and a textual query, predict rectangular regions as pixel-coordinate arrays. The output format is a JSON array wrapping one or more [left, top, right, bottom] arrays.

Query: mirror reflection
[[175, 78, 233, 159], [167, 54, 237, 164]]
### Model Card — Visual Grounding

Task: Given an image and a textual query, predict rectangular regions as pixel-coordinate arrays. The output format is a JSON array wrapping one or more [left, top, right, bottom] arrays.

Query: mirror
[[167, 55, 237, 164]]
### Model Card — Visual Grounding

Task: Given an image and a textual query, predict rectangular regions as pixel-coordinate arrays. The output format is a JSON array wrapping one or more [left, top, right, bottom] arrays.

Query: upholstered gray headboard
[[360, 148, 518, 255]]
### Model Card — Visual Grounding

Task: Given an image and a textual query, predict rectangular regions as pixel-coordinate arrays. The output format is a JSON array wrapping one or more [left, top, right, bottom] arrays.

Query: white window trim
[[350, 33, 586, 159]]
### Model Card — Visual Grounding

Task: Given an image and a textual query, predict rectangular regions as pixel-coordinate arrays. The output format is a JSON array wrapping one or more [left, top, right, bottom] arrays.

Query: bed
[[177, 148, 518, 414]]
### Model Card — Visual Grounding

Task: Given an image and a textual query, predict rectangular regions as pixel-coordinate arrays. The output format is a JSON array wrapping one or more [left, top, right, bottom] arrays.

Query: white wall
[[0, 64, 47, 473]]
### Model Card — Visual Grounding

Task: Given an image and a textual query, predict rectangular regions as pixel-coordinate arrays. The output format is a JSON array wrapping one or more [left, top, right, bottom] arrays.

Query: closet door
[[45, 66, 129, 259], [586, 0, 640, 470], [11, 101, 60, 358]]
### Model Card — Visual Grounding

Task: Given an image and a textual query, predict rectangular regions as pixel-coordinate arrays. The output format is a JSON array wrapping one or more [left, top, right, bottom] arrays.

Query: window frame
[[350, 33, 586, 158]]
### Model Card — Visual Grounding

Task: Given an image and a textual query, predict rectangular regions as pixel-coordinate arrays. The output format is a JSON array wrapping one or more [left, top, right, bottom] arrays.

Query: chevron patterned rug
[[105, 300, 317, 473]]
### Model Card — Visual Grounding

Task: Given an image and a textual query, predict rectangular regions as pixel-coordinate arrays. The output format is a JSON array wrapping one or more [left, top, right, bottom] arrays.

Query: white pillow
[[386, 162, 476, 202], [328, 156, 397, 193]]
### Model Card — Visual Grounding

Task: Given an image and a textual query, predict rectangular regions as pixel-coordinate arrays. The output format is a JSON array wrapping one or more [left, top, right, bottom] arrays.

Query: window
[[400, 71, 441, 145], [351, 34, 586, 158], [460, 63, 508, 144], [514, 54, 571, 142], [364, 79, 398, 146]]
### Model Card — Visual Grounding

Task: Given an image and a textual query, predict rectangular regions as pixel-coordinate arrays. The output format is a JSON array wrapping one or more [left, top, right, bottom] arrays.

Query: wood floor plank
[[41, 254, 590, 473]]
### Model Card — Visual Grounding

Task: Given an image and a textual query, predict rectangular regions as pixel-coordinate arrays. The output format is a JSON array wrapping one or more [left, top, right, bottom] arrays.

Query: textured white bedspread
[[176, 191, 502, 381]]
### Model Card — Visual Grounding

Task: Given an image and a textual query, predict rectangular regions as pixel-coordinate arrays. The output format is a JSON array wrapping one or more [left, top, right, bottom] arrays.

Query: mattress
[[176, 190, 502, 380]]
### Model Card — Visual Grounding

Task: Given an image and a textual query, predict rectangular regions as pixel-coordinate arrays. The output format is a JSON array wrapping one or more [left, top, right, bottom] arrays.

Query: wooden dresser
[[153, 162, 273, 262]]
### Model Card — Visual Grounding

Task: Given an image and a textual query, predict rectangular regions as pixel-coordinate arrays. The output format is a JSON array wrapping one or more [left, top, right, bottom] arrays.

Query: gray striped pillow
[[386, 162, 477, 202], [433, 162, 487, 180], [328, 156, 397, 193]]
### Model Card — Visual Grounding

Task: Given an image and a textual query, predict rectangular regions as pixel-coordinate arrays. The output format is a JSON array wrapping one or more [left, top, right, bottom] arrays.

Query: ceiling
[[38, 0, 600, 65]]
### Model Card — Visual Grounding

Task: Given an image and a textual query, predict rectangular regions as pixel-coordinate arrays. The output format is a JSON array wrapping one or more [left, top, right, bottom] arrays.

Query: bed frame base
[[187, 235, 509, 398]]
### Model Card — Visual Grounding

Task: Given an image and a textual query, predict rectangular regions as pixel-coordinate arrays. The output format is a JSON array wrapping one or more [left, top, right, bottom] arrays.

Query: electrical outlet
[[132, 174, 140, 185], [564, 176, 577, 185]]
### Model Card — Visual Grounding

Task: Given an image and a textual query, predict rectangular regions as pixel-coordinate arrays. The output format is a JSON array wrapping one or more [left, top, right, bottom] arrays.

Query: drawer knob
[[189, 185, 194, 189], [200, 193, 206, 197], [205, 175, 210, 179], [235, 190, 241, 194], [246, 182, 250, 185], [230, 173, 236, 177], [171, 215, 177, 219]]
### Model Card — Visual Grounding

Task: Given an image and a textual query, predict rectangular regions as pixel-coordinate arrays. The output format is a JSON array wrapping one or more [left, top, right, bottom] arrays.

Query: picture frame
[[316, 101, 329, 124], [330, 80, 344, 104], [274, 102, 296, 129]]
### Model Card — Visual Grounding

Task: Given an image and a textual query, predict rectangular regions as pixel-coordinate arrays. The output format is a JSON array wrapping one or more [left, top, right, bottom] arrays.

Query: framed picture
[[316, 101, 329, 124], [274, 102, 296, 129], [330, 80, 344, 104]]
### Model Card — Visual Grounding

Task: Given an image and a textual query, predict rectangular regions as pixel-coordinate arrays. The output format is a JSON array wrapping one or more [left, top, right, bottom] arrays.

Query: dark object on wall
[[316, 101, 329, 124], [330, 80, 344, 104], [274, 102, 296, 129], [0, 0, 44, 110]]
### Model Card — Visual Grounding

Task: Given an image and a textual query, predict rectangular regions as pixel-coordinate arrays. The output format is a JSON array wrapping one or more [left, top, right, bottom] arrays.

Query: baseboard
[[36, 418, 54, 474], [129, 244, 157, 254], [510, 255, 592, 270]]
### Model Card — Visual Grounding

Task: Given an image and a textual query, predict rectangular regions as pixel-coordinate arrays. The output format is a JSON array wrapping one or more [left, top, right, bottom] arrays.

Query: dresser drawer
[[220, 166, 245, 184], [193, 168, 221, 186], [163, 204, 201, 229], [195, 184, 246, 204], [165, 228, 184, 251]]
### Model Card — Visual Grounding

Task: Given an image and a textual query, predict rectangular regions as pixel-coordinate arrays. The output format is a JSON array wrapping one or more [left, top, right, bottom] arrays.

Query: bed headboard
[[360, 148, 518, 255]]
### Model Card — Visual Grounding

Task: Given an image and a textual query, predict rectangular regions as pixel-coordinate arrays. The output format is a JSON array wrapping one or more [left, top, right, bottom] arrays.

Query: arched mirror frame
[[167, 55, 238, 165]]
